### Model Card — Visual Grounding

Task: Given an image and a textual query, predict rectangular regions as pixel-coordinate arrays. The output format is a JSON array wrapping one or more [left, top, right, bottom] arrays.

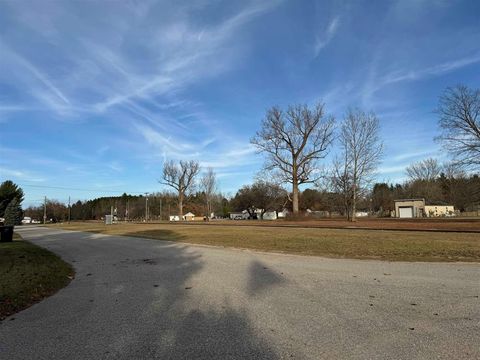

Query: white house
[[277, 209, 289, 218], [262, 211, 277, 220], [183, 212, 195, 221], [230, 212, 248, 220]]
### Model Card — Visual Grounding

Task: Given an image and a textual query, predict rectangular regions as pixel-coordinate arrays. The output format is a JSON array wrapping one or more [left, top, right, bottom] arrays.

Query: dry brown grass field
[[45, 219, 480, 262]]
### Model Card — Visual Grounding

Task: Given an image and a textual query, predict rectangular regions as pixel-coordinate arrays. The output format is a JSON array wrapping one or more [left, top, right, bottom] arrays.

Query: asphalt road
[[1, 226, 479, 359]]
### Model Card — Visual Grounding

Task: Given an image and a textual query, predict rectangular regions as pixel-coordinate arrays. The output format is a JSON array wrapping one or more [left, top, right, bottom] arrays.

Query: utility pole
[[43, 196, 47, 224], [144, 193, 149, 222], [159, 198, 162, 221], [68, 196, 71, 224]]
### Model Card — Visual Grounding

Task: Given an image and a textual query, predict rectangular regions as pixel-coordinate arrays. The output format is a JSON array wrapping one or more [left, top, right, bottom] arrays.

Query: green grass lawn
[[0, 233, 74, 320], [48, 222, 480, 262]]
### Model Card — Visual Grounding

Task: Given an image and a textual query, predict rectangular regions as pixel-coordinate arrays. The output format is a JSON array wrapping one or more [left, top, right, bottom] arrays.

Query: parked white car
[[22, 217, 32, 224]]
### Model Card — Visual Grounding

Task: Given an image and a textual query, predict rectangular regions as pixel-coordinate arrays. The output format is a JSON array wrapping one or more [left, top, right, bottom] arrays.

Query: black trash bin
[[0, 226, 14, 242]]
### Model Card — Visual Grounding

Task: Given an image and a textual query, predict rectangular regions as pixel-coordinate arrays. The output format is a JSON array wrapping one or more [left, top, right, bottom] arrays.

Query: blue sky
[[1, 0, 479, 207]]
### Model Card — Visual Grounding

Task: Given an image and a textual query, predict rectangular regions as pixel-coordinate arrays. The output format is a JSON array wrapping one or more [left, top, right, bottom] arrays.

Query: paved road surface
[[1, 226, 479, 359]]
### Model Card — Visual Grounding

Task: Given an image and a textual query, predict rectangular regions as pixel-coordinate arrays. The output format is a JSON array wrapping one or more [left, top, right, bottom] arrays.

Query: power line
[[17, 183, 146, 194]]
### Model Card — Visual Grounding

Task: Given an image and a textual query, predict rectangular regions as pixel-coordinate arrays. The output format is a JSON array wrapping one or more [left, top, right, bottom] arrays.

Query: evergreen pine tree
[[0, 180, 24, 217], [4, 197, 23, 226]]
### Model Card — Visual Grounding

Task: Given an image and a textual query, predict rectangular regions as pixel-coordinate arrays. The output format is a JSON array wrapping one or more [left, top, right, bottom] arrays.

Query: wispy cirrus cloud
[[134, 122, 205, 160], [0, 42, 71, 114], [380, 52, 480, 88], [1, 0, 282, 120], [362, 52, 480, 100], [313, 16, 340, 58], [392, 149, 439, 162], [0, 166, 46, 183], [93, 1, 283, 111]]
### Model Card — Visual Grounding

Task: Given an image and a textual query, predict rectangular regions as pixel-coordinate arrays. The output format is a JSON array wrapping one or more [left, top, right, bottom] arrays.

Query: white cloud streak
[[93, 1, 282, 111], [313, 16, 340, 57], [0, 42, 71, 114], [365, 52, 480, 97]]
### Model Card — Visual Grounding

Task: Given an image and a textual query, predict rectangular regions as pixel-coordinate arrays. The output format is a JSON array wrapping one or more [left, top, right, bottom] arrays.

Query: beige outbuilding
[[424, 205, 455, 217], [394, 199, 425, 218], [394, 199, 455, 218]]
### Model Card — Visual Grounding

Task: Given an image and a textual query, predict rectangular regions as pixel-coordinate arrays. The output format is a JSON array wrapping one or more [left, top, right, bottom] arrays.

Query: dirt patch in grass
[[0, 233, 74, 320], [47, 222, 480, 262]]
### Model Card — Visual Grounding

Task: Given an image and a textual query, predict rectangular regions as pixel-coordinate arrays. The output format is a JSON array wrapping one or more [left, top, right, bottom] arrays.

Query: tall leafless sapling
[[333, 109, 383, 221], [201, 167, 217, 218], [331, 150, 354, 219], [161, 160, 200, 216], [436, 85, 480, 169], [251, 102, 334, 214]]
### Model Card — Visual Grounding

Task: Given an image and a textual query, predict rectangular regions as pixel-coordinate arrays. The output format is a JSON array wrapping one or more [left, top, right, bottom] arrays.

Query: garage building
[[394, 199, 425, 218]]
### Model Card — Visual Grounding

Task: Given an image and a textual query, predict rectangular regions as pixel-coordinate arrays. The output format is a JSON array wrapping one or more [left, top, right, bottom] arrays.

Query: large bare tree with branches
[[161, 160, 200, 216], [333, 109, 383, 221], [436, 85, 480, 169], [251, 102, 335, 214]]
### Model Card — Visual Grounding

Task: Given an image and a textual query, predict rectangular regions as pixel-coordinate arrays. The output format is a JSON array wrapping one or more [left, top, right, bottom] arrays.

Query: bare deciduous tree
[[436, 85, 480, 169], [161, 160, 200, 216], [442, 161, 466, 179], [251, 102, 334, 214], [201, 167, 217, 218], [333, 109, 383, 221], [405, 158, 441, 182]]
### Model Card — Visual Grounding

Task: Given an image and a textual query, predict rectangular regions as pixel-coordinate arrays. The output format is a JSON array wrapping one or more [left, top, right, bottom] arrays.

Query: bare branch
[[436, 85, 480, 169]]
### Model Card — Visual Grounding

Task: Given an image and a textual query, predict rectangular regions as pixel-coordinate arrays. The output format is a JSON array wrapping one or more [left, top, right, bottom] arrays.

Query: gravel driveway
[[1, 226, 478, 359]]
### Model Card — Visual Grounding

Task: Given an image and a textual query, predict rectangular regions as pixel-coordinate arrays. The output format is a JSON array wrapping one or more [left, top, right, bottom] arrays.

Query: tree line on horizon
[[16, 162, 479, 223], [3, 84, 479, 223]]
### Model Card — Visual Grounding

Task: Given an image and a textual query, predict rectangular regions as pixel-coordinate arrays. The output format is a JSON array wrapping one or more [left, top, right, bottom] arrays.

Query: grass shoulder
[[0, 233, 74, 320]]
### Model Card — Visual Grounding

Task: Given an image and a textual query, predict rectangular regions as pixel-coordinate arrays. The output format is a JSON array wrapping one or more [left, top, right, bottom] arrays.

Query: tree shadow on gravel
[[247, 260, 286, 297], [7, 228, 280, 359], [156, 307, 279, 360], [117, 245, 279, 359], [62, 230, 278, 359]]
